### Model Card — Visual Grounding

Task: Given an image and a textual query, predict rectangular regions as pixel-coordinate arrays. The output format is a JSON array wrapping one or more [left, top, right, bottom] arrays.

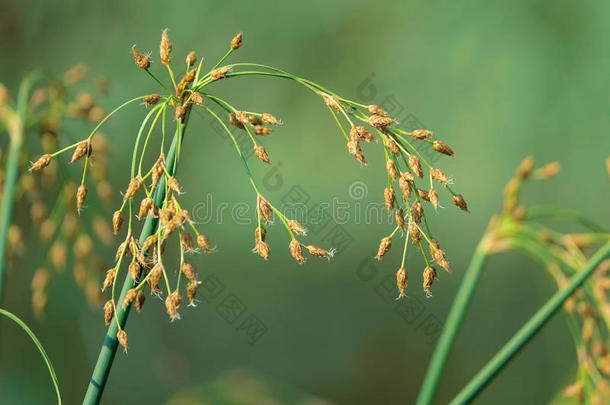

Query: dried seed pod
[[255, 226, 267, 242], [112, 210, 123, 234], [352, 125, 375, 143], [453, 194, 469, 212], [319, 92, 343, 111], [168, 176, 181, 193], [187, 280, 198, 305], [128, 261, 141, 281], [144, 94, 161, 105], [70, 140, 91, 163], [228, 112, 245, 129], [230, 32, 243, 50], [287, 219, 307, 235], [408, 155, 423, 178], [76, 185, 87, 212], [411, 201, 423, 224], [395, 208, 405, 232], [142, 234, 158, 251], [254, 125, 272, 136], [210, 66, 231, 80], [102, 268, 116, 292], [386, 160, 399, 181], [152, 155, 165, 186], [181, 262, 196, 281], [254, 145, 270, 164], [30, 154, 52, 171], [135, 290, 146, 312], [376, 236, 392, 260], [124, 176, 142, 200], [175, 105, 187, 121], [165, 290, 182, 321], [190, 92, 204, 105], [262, 113, 281, 125], [186, 51, 197, 66], [384, 137, 400, 155], [132, 47, 151, 69], [430, 168, 449, 185], [433, 140, 455, 156], [160, 29, 172, 66], [180, 231, 195, 251], [396, 267, 408, 298], [367, 105, 388, 117], [117, 330, 128, 352], [408, 221, 421, 243], [517, 156, 534, 179], [289, 239, 305, 264], [423, 266, 438, 296], [197, 234, 212, 252], [306, 245, 333, 258], [103, 300, 114, 326], [429, 239, 450, 272], [418, 189, 430, 202], [137, 197, 154, 219], [347, 139, 367, 165], [148, 262, 164, 293], [430, 188, 439, 210], [384, 187, 395, 212], [122, 288, 137, 309], [255, 240, 270, 260], [399, 172, 414, 199], [411, 129, 433, 140], [257, 195, 272, 223], [368, 115, 395, 129]]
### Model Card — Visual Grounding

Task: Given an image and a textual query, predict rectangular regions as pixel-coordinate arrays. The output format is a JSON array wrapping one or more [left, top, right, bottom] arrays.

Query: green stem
[[82, 122, 188, 404], [416, 232, 491, 405], [449, 239, 610, 403]]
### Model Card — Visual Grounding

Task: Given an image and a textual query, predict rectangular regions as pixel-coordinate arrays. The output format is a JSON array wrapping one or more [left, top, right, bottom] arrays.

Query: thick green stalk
[[0, 75, 36, 301], [82, 125, 185, 404], [416, 234, 491, 405], [449, 240, 610, 404]]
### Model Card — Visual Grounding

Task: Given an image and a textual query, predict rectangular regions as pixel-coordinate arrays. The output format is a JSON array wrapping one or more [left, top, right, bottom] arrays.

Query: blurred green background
[[1, 0, 609, 403]]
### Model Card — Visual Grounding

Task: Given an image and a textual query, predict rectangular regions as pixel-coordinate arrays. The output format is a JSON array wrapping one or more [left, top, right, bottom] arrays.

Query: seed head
[[135, 290, 146, 312], [255, 240, 270, 260], [289, 239, 306, 264], [384, 137, 400, 155], [142, 234, 158, 252], [418, 189, 430, 202], [144, 94, 161, 105], [376, 236, 392, 260], [287, 219, 307, 235], [30, 154, 52, 171], [367, 105, 388, 117], [396, 267, 408, 298], [408, 155, 423, 178], [399, 172, 414, 199], [165, 290, 182, 321], [103, 300, 114, 326], [347, 139, 367, 165], [433, 140, 454, 156], [160, 29, 172, 66], [76, 185, 88, 212], [197, 234, 212, 252], [230, 32, 243, 50], [319, 92, 343, 111], [517, 156, 534, 179], [128, 261, 141, 281], [210, 66, 232, 81], [254, 125, 272, 136], [190, 92, 204, 106], [186, 51, 197, 66], [168, 176, 181, 193], [254, 145, 270, 164], [122, 288, 137, 309], [306, 245, 334, 259], [368, 115, 395, 129], [131, 47, 151, 69], [70, 140, 91, 163], [430, 188, 439, 210], [257, 195, 272, 222], [255, 226, 267, 242], [112, 210, 123, 234], [228, 112, 245, 129], [187, 280, 198, 306], [386, 160, 399, 181], [408, 221, 421, 243], [384, 187, 395, 212], [537, 162, 560, 179], [395, 208, 405, 232], [411, 129, 433, 140], [124, 176, 142, 200], [453, 194, 469, 212], [148, 262, 164, 293], [429, 239, 450, 272], [352, 126, 375, 143], [180, 231, 195, 251], [152, 155, 165, 186], [430, 168, 449, 185], [175, 105, 187, 121], [262, 113, 281, 125], [102, 268, 116, 292], [181, 262, 197, 281], [423, 266, 437, 296], [137, 197, 154, 219], [117, 330, 128, 352]]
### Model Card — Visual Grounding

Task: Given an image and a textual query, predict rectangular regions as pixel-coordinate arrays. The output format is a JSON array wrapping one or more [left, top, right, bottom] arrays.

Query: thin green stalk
[[83, 122, 188, 404], [0, 308, 61, 404], [449, 240, 610, 404], [416, 233, 491, 405], [0, 74, 37, 301]]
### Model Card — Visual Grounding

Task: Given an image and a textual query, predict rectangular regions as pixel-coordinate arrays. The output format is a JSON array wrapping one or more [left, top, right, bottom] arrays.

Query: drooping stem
[[0, 74, 37, 302], [449, 240, 610, 404], [416, 228, 492, 405], [82, 122, 188, 404]]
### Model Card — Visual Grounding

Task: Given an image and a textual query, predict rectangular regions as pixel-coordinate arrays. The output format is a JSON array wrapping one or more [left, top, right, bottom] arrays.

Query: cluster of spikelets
[[484, 156, 610, 404], [1, 67, 116, 316]]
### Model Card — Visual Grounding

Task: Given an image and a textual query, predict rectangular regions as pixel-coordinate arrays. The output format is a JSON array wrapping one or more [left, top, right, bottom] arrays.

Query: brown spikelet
[[70, 140, 91, 163], [137, 197, 154, 219], [386, 160, 399, 181], [197, 234, 212, 252], [289, 239, 306, 264], [384, 187, 395, 212], [430, 168, 449, 185], [395, 208, 405, 232], [122, 288, 137, 309], [287, 219, 307, 235], [142, 234, 158, 252], [160, 29, 172, 66], [411, 129, 433, 140], [210, 66, 232, 81], [230, 32, 243, 50], [399, 172, 414, 199], [228, 112, 245, 129], [152, 155, 165, 186], [367, 105, 388, 117], [408, 221, 421, 243], [453, 194, 469, 212], [135, 290, 146, 312], [429, 239, 450, 272], [112, 210, 123, 234], [423, 266, 437, 296], [368, 115, 395, 129], [190, 92, 204, 106], [254, 145, 270, 164], [131, 47, 151, 69], [320, 92, 343, 111], [262, 113, 281, 125], [165, 290, 182, 321], [128, 261, 141, 281], [76, 185, 87, 212], [144, 94, 161, 105], [306, 245, 333, 258], [180, 231, 195, 251], [430, 188, 439, 210], [117, 330, 128, 352], [257, 195, 272, 223], [352, 126, 375, 142], [255, 240, 270, 260], [181, 262, 196, 281], [408, 155, 423, 178], [124, 176, 142, 200], [175, 105, 187, 121], [396, 267, 408, 298], [167, 176, 181, 193], [102, 268, 116, 292], [254, 226, 267, 243], [376, 236, 392, 260], [148, 262, 164, 293], [30, 154, 52, 171], [187, 280, 198, 305], [384, 136, 400, 155], [186, 51, 197, 66], [537, 162, 560, 179], [347, 139, 367, 165], [433, 140, 455, 156], [517, 156, 534, 179], [418, 189, 430, 202], [103, 300, 114, 326]]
